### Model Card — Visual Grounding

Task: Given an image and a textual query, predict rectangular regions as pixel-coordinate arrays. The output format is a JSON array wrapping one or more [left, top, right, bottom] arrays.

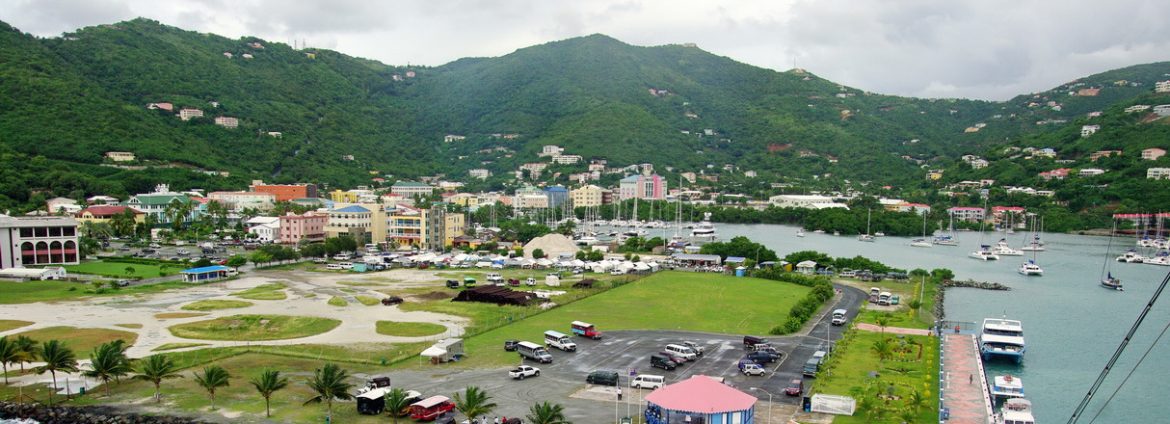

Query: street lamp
[[749, 387, 775, 424]]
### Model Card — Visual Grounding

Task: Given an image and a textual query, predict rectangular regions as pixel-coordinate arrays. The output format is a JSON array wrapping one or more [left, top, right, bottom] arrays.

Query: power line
[[1086, 318, 1170, 424]]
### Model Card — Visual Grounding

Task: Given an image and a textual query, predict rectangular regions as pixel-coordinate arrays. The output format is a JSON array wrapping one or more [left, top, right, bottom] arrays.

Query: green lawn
[[375, 321, 447, 337], [168, 315, 341, 341], [154, 312, 207, 319], [354, 295, 381, 306], [0, 320, 33, 332], [402, 271, 811, 368], [64, 260, 170, 278], [233, 283, 287, 300], [813, 331, 939, 423], [152, 342, 209, 351], [0, 280, 197, 304], [181, 299, 254, 311], [327, 296, 347, 306], [11, 326, 138, 353]]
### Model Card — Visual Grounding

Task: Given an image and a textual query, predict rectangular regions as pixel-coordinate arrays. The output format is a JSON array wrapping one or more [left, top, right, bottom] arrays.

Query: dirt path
[[854, 322, 932, 336]]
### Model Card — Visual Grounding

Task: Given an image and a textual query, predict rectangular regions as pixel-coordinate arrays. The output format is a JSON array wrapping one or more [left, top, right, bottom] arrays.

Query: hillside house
[[178, 108, 204, 121], [391, 181, 434, 197], [105, 151, 136, 162], [248, 42, 265, 49], [146, 102, 173, 111], [948, 207, 985, 222], [551, 154, 582, 165], [222, 52, 233, 58], [1090, 150, 1122, 161], [1143, 148, 1166, 161], [241, 53, 253, 59], [468, 169, 491, 180], [1148, 168, 1170, 180], [443, 134, 466, 143], [1155, 105, 1170, 117], [1157, 80, 1170, 93], [1039, 168, 1071, 181], [1081, 125, 1100, 137], [1079, 168, 1106, 177], [1125, 105, 1151, 113], [266, 131, 282, 138], [1076, 88, 1100, 96], [214, 116, 239, 128], [539, 145, 564, 157], [46, 198, 80, 214]]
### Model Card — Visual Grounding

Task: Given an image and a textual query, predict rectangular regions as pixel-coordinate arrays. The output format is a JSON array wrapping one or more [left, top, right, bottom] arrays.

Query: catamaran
[[991, 238, 1024, 256], [970, 245, 1000, 261], [981, 317, 1026, 363], [994, 398, 1036, 424]]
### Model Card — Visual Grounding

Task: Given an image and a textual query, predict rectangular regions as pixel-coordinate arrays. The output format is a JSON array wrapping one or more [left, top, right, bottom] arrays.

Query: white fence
[[811, 394, 856, 415]]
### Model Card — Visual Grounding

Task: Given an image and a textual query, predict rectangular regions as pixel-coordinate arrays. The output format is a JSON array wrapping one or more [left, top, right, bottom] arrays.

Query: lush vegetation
[[374, 321, 447, 337], [168, 315, 341, 341], [814, 331, 938, 423], [232, 283, 287, 300], [10, 326, 137, 353]]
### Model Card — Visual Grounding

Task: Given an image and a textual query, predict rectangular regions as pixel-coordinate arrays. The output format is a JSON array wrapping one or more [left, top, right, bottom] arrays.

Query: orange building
[[249, 180, 318, 202]]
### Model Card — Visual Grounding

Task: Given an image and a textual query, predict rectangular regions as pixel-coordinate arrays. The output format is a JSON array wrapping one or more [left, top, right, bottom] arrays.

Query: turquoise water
[[708, 223, 1170, 423]]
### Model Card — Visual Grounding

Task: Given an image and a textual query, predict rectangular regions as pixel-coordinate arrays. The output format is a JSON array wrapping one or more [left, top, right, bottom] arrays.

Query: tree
[[110, 208, 137, 237], [0, 337, 18, 385], [250, 369, 289, 418], [226, 255, 247, 271], [384, 387, 413, 423], [194, 365, 231, 410], [250, 250, 274, 267], [526, 401, 570, 424], [453, 386, 497, 422], [304, 363, 353, 421], [13, 335, 38, 373], [133, 354, 183, 402], [124, 266, 136, 277], [876, 314, 891, 334], [35, 340, 78, 406], [83, 341, 131, 397], [871, 338, 895, 363], [531, 248, 545, 259], [905, 389, 927, 414]]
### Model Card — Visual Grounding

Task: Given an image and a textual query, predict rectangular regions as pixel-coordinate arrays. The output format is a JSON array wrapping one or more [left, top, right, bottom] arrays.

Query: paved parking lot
[[383, 285, 865, 423]]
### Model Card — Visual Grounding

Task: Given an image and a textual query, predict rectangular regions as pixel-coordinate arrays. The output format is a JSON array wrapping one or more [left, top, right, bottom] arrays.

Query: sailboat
[[971, 200, 999, 260], [933, 212, 960, 246], [1018, 224, 1043, 276], [910, 212, 932, 247], [796, 228, 805, 238], [1020, 215, 1045, 252], [1101, 222, 1124, 291], [858, 209, 875, 242]]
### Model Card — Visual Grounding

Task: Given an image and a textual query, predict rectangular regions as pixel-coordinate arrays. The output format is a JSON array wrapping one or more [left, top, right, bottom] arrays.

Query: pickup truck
[[738, 359, 766, 376], [508, 365, 540, 379]]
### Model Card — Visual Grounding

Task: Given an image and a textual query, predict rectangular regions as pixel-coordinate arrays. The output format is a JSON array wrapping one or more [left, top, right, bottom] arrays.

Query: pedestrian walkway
[[940, 334, 991, 423], [854, 322, 932, 336]]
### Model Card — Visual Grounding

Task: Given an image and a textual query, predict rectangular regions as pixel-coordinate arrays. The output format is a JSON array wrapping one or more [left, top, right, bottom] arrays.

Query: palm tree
[[133, 354, 183, 402], [526, 401, 570, 424], [453, 386, 497, 422], [0, 337, 18, 385], [384, 387, 413, 423], [904, 389, 927, 414], [193, 365, 231, 410], [13, 335, 38, 373], [304, 363, 353, 421], [871, 338, 895, 363], [876, 314, 891, 334], [82, 342, 131, 397], [34, 340, 78, 406], [250, 369, 288, 418]]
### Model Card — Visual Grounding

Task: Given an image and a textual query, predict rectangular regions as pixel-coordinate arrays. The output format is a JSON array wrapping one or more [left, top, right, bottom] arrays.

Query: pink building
[[278, 212, 327, 244], [618, 174, 668, 200]]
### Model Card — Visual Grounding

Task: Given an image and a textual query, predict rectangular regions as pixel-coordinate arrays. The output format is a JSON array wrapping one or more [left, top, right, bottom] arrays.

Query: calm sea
[[700, 223, 1170, 423]]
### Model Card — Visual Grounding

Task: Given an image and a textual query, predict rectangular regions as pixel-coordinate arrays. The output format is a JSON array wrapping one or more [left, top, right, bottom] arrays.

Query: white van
[[878, 291, 892, 306], [831, 309, 848, 326], [664, 344, 697, 361], [630, 374, 665, 389], [337, 262, 354, 270], [544, 330, 577, 352], [325, 264, 344, 270]]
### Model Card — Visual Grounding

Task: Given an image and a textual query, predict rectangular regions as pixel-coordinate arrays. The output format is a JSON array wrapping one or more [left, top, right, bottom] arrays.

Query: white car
[[740, 362, 766, 376], [509, 365, 540, 379]]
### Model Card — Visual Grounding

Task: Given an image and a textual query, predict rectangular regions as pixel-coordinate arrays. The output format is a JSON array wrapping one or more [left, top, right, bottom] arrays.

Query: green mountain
[[0, 18, 1168, 212]]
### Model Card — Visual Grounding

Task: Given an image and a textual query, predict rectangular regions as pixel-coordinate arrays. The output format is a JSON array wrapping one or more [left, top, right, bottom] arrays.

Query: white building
[[1081, 125, 1100, 137], [1156, 80, 1170, 93], [768, 195, 848, 210], [208, 191, 276, 211], [0, 215, 81, 269], [539, 145, 564, 157], [1079, 168, 1106, 177], [468, 169, 492, 180], [246, 216, 281, 242], [948, 207, 985, 222], [105, 151, 136, 162], [390, 181, 434, 197], [513, 186, 550, 209], [443, 134, 466, 143], [551, 154, 583, 165], [178, 108, 204, 121], [1148, 168, 1170, 180], [46, 197, 81, 214], [214, 116, 239, 129], [1125, 105, 1151, 113]]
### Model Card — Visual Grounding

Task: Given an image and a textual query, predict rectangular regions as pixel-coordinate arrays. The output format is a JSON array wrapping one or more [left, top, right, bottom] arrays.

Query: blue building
[[644, 376, 756, 424], [181, 265, 231, 283], [545, 186, 569, 209]]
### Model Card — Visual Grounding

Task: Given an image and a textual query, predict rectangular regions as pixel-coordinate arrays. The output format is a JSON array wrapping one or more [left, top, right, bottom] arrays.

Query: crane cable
[[1066, 268, 1170, 424], [1085, 317, 1170, 424]]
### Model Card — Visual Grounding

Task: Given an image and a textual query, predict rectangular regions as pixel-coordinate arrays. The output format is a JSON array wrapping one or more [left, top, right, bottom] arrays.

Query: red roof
[[79, 205, 143, 217], [644, 376, 756, 414]]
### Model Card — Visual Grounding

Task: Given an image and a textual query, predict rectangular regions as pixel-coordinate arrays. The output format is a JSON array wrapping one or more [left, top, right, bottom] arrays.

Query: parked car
[[784, 379, 804, 396], [831, 309, 848, 326], [630, 374, 665, 389], [446, 280, 460, 289], [743, 335, 768, 348], [503, 340, 520, 351], [650, 354, 678, 371], [738, 359, 766, 376], [114, 279, 130, 287], [681, 341, 705, 356], [586, 370, 619, 386], [381, 296, 404, 306], [509, 365, 540, 379], [658, 351, 688, 364], [746, 351, 780, 364]]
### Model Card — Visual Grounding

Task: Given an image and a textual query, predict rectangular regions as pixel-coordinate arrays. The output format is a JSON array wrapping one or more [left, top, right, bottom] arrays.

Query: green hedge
[[102, 256, 190, 266]]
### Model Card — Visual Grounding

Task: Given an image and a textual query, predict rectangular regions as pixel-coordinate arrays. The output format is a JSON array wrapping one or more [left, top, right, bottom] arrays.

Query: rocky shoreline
[[0, 403, 210, 424], [933, 279, 1012, 321]]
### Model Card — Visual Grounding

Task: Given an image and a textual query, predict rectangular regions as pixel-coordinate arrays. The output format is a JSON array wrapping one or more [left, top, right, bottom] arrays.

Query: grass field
[[0, 280, 194, 304], [115, 323, 143, 329], [168, 315, 341, 341], [0, 320, 33, 332], [354, 295, 381, 306], [153, 342, 209, 351], [181, 299, 254, 311], [154, 312, 208, 319], [375, 321, 447, 337], [813, 331, 939, 423], [846, 275, 939, 330], [233, 283, 287, 300], [400, 271, 811, 368], [10, 326, 138, 353], [64, 260, 170, 278], [327, 296, 347, 306]]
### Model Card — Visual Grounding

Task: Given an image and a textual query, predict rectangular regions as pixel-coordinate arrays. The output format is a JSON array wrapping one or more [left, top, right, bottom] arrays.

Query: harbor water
[[703, 223, 1170, 423]]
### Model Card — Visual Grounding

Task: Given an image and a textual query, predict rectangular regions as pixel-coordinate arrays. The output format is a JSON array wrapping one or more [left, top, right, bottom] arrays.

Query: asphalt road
[[376, 283, 867, 423]]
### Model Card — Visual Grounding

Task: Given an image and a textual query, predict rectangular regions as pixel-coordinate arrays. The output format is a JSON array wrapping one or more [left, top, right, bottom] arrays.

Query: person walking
[[969, 373, 974, 385], [617, 387, 623, 401]]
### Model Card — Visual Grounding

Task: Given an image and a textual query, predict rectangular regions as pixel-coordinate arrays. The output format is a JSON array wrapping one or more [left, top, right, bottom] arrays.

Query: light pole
[[749, 387, 775, 423]]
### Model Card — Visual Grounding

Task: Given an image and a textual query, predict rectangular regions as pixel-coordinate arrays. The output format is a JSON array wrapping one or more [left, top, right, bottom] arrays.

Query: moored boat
[[991, 239, 1024, 256], [980, 317, 1025, 363], [1018, 260, 1043, 276], [994, 398, 1035, 424], [1101, 273, 1123, 291], [910, 238, 933, 248], [990, 375, 1025, 402], [1116, 249, 1145, 263], [970, 245, 1000, 261]]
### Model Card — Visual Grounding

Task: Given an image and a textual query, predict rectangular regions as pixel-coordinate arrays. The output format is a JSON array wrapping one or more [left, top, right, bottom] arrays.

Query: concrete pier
[[939, 334, 993, 423]]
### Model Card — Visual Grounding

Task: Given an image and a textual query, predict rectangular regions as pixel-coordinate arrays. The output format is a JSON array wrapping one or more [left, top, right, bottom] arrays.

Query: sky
[[3, 0, 1169, 101]]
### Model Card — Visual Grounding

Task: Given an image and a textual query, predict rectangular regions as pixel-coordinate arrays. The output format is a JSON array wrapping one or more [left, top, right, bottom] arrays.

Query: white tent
[[796, 260, 818, 274]]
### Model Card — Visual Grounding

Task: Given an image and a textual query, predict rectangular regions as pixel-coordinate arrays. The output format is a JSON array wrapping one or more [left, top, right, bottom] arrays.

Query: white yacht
[[970, 245, 1001, 261], [991, 239, 1024, 256], [932, 235, 960, 246], [995, 398, 1035, 424], [1146, 251, 1170, 266], [573, 235, 599, 246], [1017, 260, 1043, 276], [980, 317, 1026, 363], [910, 238, 933, 248], [690, 212, 717, 240], [857, 234, 875, 242], [1116, 249, 1146, 263], [796, 228, 805, 238], [990, 375, 1026, 402]]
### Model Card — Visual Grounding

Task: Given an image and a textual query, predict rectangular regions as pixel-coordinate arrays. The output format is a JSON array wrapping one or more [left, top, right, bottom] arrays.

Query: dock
[[939, 333, 994, 423]]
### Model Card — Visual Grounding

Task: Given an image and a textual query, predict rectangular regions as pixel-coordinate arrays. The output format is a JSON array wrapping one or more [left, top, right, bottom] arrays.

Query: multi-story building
[[329, 189, 376, 203], [249, 181, 318, 202], [75, 205, 146, 225], [947, 206, 985, 222], [618, 174, 668, 200], [178, 108, 204, 121], [425, 205, 465, 250], [387, 205, 427, 248], [551, 154, 582, 165], [513, 186, 549, 209], [125, 185, 197, 225], [545, 186, 569, 209], [208, 191, 276, 211], [1090, 150, 1122, 161], [1156, 80, 1170, 93], [539, 145, 564, 157], [246, 216, 281, 242], [214, 116, 239, 128], [46, 197, 81, 214], [1081, 125, 1101, 137], [469, 169, 491, 180], [0, 215, 80, 269], [1147, 168, 1170, 180], [278, 212, 327, 244], [105, 152, 136, 162], [1142, 148, 1167, 161], [390, 181, 434, 198], [767, 195, 848, 210], [571, 185, 604, 208], [324, 205, 373, 243]]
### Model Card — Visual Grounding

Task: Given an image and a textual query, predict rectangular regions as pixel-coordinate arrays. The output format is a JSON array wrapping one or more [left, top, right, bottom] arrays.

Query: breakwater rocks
[[0, 402, 209, 424], [934, 279, 1012, 321]]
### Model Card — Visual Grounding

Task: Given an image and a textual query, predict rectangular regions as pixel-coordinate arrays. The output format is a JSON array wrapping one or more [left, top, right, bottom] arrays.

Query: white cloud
[[2, 0, 1168, 100]]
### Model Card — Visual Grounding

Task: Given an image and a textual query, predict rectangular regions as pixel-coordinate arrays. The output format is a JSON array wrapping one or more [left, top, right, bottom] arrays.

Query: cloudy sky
[[4, 0, 1169, 100]]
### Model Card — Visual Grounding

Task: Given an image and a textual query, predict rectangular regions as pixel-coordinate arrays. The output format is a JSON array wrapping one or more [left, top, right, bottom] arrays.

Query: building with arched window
[[0, 216, 80, 269]]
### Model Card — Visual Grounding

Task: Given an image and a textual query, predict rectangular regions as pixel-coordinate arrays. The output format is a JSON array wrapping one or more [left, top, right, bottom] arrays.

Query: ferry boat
[[990, 375, 1025, 402], [1017, 260, 1043, 276], [970, 245, 1001, 261], [991, 239, 1024, 256], [1116, 249, 1145, 263], [995, 398, 1035, 424], [690, 212, 717, 240], [980, 318, 1026, 363]]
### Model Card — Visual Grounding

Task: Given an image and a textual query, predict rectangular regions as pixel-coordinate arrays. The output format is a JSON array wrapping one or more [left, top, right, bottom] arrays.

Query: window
[[21, 242, 34, 264], [34, 227, 47, 238], [63, 226, 75, 237], [49, 227, 61, 237], [35, 241, 49, 264], [19, 228, 32, 238]]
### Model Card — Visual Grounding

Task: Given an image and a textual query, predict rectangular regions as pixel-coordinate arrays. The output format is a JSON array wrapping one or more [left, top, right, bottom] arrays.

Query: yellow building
[[448, 193, 480, 208], [571, 184, 604, 207], [75, 206, 147, 225], [388, 205, 427, 248], [329, 190, 360, 203]]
